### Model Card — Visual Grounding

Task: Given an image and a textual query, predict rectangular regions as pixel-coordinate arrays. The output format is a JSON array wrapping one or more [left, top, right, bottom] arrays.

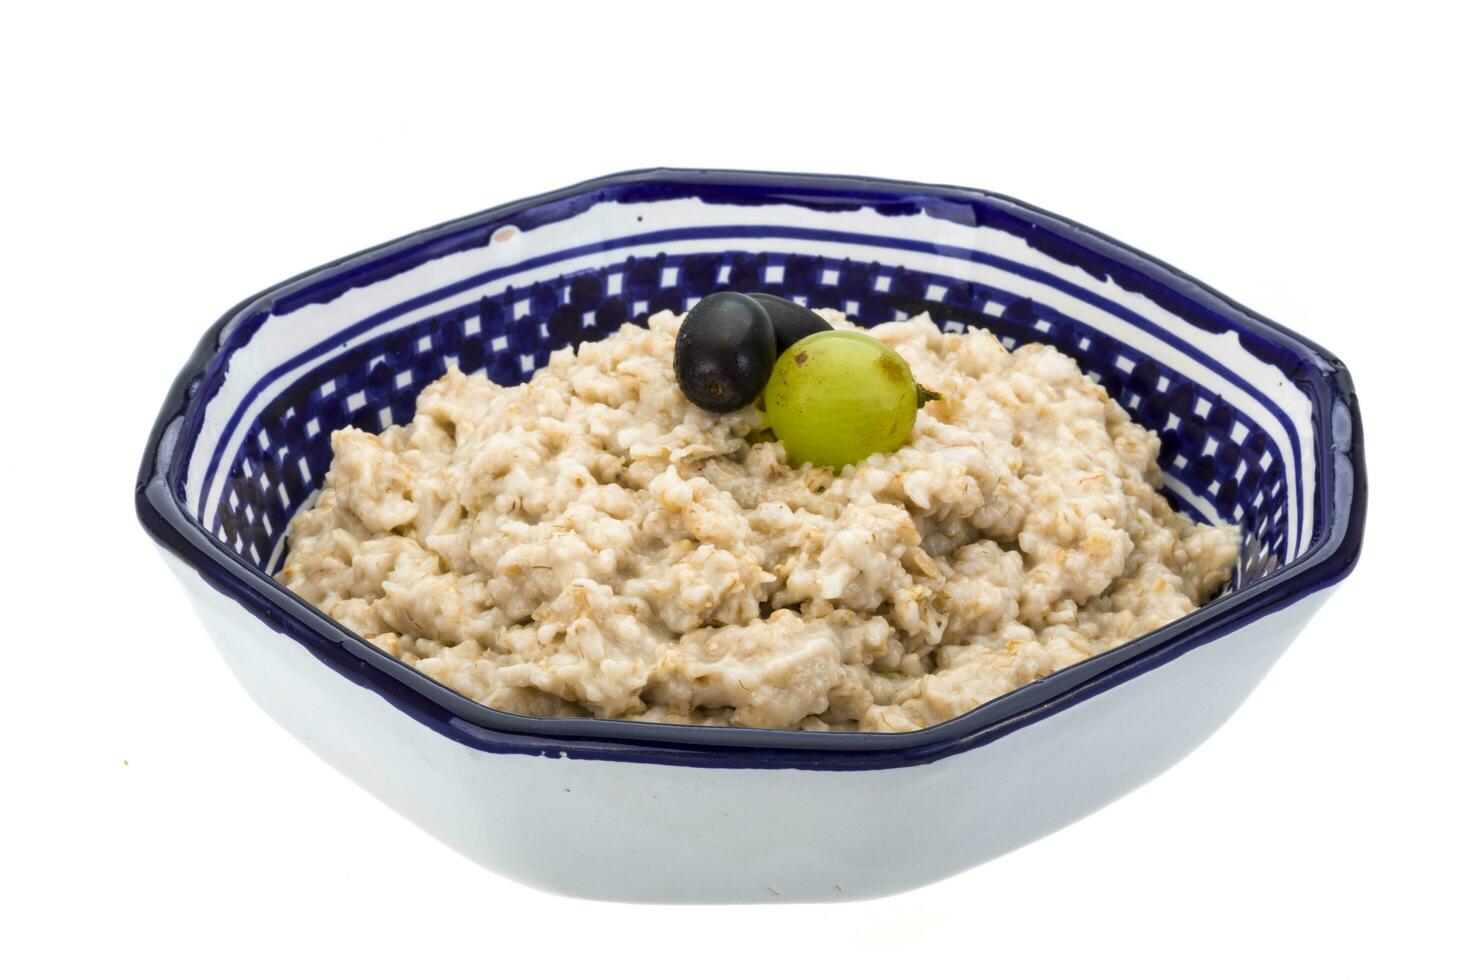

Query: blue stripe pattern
[[201, 244, 1293, 591], [192, 225, 1308, 560]]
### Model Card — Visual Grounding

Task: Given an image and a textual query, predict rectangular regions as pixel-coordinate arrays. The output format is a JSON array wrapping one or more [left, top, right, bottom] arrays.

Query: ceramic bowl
[[136, 169, 1366, 902]]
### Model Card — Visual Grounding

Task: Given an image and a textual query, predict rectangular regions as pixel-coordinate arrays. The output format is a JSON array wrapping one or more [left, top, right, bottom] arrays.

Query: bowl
[[136, 168, 1366, 902]]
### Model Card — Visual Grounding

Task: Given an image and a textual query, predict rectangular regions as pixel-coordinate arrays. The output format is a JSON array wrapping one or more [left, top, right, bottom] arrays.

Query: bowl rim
[[135, 167, 1366, 771]]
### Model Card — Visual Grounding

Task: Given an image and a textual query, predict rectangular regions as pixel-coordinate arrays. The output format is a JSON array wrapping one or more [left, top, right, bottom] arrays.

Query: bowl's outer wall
[[160, 545, 1331, 902], [136, 169, 1366, 769]]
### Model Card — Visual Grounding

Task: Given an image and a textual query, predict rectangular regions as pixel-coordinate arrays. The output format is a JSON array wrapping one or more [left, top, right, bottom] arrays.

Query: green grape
[[763, 331, 938, 469]]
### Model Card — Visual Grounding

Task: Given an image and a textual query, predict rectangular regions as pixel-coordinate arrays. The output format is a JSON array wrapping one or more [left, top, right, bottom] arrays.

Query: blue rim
[[135, 168, 1367, 771]]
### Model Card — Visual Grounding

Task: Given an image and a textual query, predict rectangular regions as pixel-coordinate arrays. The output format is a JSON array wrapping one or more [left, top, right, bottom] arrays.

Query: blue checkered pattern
[[212, 250, 1288, 587]]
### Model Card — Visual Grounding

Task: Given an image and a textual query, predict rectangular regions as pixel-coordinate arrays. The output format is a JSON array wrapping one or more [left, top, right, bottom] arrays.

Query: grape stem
[[916, 384, 943, 408]]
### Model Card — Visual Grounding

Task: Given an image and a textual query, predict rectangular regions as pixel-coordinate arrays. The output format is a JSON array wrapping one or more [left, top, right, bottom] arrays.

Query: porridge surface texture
[[279, 310, 1239, 732]]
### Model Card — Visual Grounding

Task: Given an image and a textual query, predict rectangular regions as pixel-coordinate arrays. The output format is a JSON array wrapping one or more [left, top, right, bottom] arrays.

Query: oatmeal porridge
[[278, 307, 1239, 732]]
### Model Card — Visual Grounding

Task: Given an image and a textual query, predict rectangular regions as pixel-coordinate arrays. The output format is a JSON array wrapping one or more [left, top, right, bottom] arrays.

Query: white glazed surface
[[161, 546, 1330, 902]]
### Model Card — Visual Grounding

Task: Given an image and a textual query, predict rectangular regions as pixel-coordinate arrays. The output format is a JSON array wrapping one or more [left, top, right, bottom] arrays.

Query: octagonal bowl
[[137, 169, 1365, 902]]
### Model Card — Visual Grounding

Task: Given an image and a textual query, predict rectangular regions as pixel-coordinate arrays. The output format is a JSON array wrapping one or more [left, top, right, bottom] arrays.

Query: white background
[[4, 2, 1466, 977]]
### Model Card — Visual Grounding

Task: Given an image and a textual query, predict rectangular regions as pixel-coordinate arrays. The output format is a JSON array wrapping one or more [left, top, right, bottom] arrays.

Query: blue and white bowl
[[136, 169, 1366, 902]]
